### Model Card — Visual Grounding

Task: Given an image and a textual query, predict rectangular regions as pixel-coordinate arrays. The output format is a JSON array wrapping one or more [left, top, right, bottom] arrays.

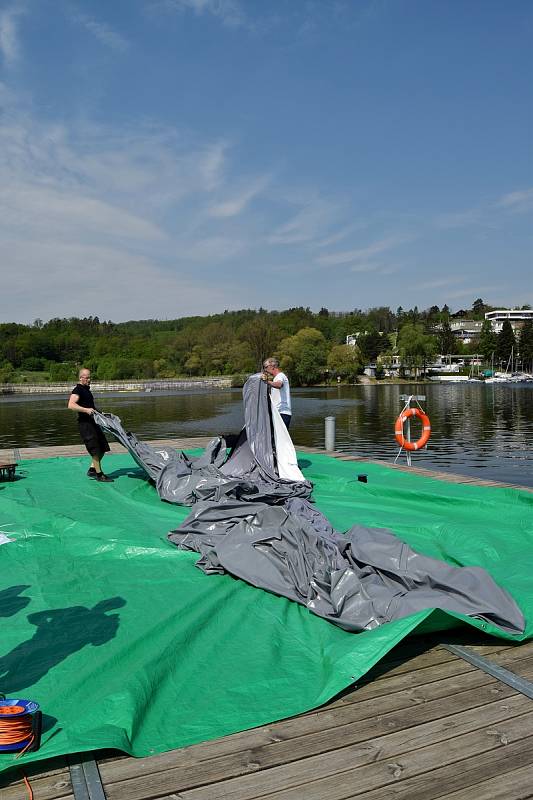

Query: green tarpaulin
[[0, 452, 531, 774]]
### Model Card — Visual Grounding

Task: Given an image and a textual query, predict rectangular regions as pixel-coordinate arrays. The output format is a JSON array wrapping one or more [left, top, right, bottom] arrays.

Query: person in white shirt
[[262, 358, 292, 428]]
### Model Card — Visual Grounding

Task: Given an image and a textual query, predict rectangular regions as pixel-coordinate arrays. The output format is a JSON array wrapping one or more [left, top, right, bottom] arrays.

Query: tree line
[[1, 300, 532, 385]]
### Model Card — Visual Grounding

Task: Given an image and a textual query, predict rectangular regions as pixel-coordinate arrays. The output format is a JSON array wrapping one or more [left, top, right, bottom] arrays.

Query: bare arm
[[68, 393, 94, 415], [270, 379, 283, 389]]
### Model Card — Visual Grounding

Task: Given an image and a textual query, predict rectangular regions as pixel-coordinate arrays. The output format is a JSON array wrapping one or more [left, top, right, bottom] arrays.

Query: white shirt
[[271, 371, 291, 415]]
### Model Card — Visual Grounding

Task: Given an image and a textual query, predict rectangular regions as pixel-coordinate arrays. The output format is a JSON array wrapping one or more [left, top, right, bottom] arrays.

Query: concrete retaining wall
[[0, 378, 233, 395]]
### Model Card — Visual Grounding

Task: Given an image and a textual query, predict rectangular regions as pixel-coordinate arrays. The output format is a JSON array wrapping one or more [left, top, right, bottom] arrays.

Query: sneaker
[[95, 472, 114, 483], [87, 467, 97, 479]]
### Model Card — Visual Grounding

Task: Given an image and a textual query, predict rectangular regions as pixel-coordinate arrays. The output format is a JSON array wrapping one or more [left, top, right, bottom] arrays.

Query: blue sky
[[1, 0, 531, 323]]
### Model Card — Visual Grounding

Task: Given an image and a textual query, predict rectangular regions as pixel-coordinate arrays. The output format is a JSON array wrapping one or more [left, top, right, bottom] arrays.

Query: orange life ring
[[394, 407, 431, 451]]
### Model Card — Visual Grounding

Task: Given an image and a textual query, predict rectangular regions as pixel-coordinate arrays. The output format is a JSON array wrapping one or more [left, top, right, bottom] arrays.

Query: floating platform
[[1, 440, 532, 799]]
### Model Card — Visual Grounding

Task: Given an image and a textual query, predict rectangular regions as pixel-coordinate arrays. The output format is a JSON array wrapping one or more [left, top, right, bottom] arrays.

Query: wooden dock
[[1, 634, 532, 800], [1, 439, 532, 799], [1, 438, 532, 493]]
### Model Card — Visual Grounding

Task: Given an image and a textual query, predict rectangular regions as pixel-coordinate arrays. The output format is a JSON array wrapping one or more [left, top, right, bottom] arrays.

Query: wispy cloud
[[314, 221, 370, 249], [349, 262, 380, 273], [268, 198, 341, 245], [434, 187, 533, 230], [200, 141, 228, 192], [158, 0, 248, 29], [0, 107, 257, 321], [445, 285, 503, 300], [71, 12, 130, 52], [2, 237, 241, 322], [209, 174, 271, 218], [0, 2, 26, 67], [0, 182, 165, 241], [316, 233, 415, 266], [434, 208, 482, 229], [416, 276, 465, 291], [496, 188, 533, 213]]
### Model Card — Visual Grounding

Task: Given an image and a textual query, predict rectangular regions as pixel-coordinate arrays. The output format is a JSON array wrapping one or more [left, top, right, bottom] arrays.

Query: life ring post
[[395, 395, 431, 463]]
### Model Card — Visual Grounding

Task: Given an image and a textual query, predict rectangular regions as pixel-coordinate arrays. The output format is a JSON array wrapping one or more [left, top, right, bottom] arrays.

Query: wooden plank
[[153, 745, 533, 800], [364, 641, 511, 683], [492, 651, 533, 682], [436, 761, 533, 800], [250, 717, 533, 800], [141, 704, 533, 800], [299, 446, 533, 491], [443, 644, 533, 698], [98, 668, 499, 786], [12, 440, 533, 491], [16, 439, 211, 461], [354, 648, 533, 705], [0, 755, 69, 786], [96, 662, 485, 786], [0, 764, 72, 800], [97, 647, 533, 789], [336, 734, 533, 800], [100, 688, 527, 800]]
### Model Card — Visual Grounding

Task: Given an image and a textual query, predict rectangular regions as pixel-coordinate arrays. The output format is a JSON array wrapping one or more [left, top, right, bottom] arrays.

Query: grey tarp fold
[[95, 376, 525, 635]]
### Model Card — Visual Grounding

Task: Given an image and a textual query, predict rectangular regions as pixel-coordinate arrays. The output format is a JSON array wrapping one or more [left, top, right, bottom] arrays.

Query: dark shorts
[[280, 414, 291, 429], [78, 418, 110, 457]]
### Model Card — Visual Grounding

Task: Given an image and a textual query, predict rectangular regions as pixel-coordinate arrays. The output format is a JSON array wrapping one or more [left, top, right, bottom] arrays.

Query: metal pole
[[325, 416, 336, 451]]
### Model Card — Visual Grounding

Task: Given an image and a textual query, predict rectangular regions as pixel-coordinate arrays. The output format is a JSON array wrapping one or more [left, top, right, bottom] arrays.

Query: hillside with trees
[[1, 300, 532, 385]]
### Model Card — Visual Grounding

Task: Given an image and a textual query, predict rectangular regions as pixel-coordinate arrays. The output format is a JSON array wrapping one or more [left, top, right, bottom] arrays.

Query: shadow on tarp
[[0, 585, 31, 618], [0, 597, 126, 694], [106, 467, 146, 480]]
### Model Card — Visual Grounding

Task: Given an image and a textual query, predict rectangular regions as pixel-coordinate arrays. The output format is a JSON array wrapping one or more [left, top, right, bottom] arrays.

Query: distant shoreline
[[0, 377, 233, 395], [0, 376, 451, 396]]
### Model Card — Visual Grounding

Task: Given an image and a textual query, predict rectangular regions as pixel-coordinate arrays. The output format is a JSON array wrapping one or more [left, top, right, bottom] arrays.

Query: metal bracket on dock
[[441, 643, 533, 700], [68, 754, 107, 800]]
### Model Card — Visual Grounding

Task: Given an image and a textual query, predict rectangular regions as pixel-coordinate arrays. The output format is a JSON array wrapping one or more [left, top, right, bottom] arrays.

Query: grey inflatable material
[[94, 377, 525, 635], [169, 502, 524, 633], [93, 375, 312, 506]]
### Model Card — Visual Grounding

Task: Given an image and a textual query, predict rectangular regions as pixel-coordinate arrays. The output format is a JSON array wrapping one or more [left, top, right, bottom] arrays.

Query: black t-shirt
[[72, 383, 96, 422]]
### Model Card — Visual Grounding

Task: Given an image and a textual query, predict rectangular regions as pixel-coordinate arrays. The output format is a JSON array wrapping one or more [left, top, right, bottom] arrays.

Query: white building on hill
[[485, 309, 533, 333]]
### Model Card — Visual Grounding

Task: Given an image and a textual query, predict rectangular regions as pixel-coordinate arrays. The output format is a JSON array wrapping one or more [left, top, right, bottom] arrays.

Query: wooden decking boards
[[1, 637, 532, 800], [1, 438, 532, 492], [1, 440, 532, 799]]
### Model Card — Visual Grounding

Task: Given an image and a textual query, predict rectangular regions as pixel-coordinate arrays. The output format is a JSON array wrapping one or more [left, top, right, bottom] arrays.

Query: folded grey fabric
[[95, 376, 525, 635]]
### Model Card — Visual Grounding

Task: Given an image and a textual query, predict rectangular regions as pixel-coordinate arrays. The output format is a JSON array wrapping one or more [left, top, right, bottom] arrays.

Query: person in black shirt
[[68, 368, 113, 482]]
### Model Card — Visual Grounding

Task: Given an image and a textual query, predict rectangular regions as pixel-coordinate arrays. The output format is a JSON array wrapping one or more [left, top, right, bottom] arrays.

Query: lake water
[[1, 382, 532, 487]]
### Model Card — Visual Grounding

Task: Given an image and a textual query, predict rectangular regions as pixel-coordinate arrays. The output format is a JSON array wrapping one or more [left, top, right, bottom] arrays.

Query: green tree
[[49, 362, 76, 381], [472, 298, 486, 316], [495, 320, 516, 366], [358, 329, 389, 362], [477, 320, 498, 364], [518, 319, 533, 370], [438, 320, 456, 355], [277, 327, 328, 385], [397, 323, 437, 378], [184, 347, 203, 376], [0, 361, 15, 383], [327, 344, 362, 382], [426, 305, 440, 322], [239, 316, 279, 371]]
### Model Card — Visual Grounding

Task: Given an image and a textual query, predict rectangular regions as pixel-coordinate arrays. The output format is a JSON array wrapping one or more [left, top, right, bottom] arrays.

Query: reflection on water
[[1, 383, 532, 487]]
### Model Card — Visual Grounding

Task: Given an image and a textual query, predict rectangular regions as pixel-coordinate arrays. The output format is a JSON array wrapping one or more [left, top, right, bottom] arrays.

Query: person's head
[[263, 358, 280, 376], [79, 368, 91, 385]]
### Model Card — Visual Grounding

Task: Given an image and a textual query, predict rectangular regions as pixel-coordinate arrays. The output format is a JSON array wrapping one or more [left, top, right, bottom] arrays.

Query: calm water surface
[[1, 383, 532, 487]]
